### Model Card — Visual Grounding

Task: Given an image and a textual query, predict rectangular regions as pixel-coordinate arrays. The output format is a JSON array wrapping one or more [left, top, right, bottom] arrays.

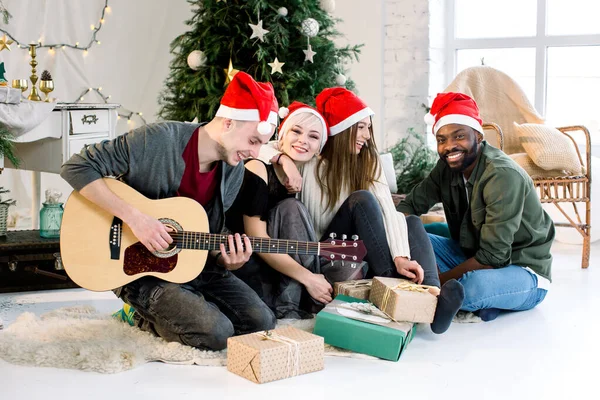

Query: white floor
[[1, 241, 598, 400]]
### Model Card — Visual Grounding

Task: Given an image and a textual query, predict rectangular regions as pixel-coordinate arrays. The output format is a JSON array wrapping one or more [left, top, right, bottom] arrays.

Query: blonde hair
[[278, 112, 324, 150]]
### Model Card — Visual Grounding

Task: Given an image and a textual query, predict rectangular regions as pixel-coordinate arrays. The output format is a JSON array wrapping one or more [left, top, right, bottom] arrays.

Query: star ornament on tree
[[0, 34, 14, 52], [268, 58, 285, 75], [223, 59, 240, 85], [249, 20, 269, 42], [303, 44, 317, 63]]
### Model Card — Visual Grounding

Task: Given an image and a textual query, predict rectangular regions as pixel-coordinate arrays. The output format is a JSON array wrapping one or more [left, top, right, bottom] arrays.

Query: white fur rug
[[0, 306, 376, 373]]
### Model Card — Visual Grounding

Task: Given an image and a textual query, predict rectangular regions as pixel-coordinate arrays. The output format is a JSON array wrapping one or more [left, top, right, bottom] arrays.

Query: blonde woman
[[227, 102, 344, 319]]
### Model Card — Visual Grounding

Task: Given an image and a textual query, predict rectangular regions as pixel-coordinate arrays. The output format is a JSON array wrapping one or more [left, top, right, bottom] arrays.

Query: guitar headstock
[[319, 233, 367, 264]]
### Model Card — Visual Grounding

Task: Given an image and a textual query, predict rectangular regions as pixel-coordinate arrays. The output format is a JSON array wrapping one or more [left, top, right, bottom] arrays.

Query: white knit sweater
[[258, 144, 411, 260]]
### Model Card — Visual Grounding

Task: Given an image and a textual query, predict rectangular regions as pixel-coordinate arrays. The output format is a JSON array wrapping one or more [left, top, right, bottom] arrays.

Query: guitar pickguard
[[123, 242, 178, 276]]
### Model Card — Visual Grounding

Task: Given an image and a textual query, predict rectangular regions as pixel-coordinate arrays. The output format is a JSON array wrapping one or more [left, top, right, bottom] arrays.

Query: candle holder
[[27, 44, 42, 101]]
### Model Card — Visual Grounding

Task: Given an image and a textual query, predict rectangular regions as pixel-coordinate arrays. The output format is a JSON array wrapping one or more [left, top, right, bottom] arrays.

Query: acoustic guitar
[[60, 178, 367, 291]]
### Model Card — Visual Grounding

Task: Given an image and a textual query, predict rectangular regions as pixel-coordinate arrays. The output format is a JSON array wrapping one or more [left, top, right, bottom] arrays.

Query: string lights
[[0, 0, 146, 126], [0, 0, 110, 51], [73, 87, 147, 125]]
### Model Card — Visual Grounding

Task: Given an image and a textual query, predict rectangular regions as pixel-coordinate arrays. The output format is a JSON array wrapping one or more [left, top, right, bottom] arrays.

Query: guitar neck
[[172, 232, 320, 255]]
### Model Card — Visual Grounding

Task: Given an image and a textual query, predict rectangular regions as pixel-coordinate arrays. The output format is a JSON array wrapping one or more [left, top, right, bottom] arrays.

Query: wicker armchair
[[532, 126, 592, 268]]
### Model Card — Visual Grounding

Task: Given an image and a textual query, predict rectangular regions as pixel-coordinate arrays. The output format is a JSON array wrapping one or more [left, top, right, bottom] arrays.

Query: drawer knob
[[81, 114, 98, 125]]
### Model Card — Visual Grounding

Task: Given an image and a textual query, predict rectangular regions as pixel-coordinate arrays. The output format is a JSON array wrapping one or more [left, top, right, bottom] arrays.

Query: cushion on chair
[[509, 153, 577, 178], [514, 122, 584, 175]]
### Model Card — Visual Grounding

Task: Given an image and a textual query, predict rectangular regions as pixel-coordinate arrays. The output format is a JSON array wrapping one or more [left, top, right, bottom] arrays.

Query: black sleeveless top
[[225, 161, 294, 234]]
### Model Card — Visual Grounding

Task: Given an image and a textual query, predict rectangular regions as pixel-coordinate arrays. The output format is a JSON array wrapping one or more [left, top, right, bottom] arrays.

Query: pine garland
[[158, 0, 362, 122], [0, 123, 20, 167]]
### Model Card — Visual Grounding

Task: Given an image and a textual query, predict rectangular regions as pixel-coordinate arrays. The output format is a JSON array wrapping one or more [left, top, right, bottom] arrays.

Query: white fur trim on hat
[[257, 121, 272, 135], [423, 113, 436, 126], [433, 114, 483, 135], [278, 108, 328, 151], [278, 107, 290, 119], [215, 104, 278, 126], [329, 107, 375, 136]]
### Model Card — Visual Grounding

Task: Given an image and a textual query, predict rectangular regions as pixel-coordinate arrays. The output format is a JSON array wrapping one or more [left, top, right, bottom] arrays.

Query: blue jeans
[[428, 234, 547, 312]]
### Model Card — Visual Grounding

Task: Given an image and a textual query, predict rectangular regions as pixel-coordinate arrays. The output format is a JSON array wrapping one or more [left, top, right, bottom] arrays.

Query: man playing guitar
[[61, 72, 279, 351]]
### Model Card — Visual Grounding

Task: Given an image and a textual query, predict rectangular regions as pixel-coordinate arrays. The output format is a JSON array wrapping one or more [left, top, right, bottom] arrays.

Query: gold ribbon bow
[[380, 280, 434, 319], [258, 331, 301, 378]]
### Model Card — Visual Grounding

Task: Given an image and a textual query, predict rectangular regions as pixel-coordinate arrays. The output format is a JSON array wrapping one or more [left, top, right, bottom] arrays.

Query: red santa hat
[[215, 71, 278, 135], [424, 92, 483, 135], [316, 87, 374, 136], [277, 101, 328, 151]]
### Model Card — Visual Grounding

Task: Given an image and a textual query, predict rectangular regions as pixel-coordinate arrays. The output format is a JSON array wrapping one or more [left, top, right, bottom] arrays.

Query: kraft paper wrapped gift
[[313, 295, 415, 361], [333, 279, 372, 300], [369, 277, 439, 323], [0, 87, 21, 104], [227, 326, 324, 384]]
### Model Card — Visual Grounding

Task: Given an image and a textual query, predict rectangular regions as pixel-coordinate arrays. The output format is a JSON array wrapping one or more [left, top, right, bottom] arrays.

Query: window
[[447, 0, 600, 144]]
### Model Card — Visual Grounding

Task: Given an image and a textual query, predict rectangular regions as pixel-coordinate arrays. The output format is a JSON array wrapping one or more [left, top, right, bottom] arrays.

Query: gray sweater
[[60, 121, 245, 234]]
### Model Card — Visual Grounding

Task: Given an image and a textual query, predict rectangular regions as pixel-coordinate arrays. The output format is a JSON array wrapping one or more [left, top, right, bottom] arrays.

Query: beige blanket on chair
[[444, 66, 544, 154]]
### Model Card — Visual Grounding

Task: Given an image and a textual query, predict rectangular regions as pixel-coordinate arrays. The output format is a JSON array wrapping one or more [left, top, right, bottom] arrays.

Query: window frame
[[446, 0, 600, 117]]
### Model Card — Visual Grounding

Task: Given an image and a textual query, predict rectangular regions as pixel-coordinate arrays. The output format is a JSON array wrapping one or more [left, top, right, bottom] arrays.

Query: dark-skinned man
[[397, 92, 554, 323]]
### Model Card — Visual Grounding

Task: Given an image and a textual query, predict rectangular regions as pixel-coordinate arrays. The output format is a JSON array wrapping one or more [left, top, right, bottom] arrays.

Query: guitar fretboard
[[171, 232, 320, 255]]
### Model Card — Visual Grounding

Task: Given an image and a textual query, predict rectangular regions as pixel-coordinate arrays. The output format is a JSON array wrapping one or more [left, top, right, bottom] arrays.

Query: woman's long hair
[[316, 121, 380, 211]]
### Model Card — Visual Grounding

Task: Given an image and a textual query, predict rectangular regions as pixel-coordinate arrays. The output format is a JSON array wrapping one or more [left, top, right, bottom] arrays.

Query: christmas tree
[[158, 0, 362, 122]]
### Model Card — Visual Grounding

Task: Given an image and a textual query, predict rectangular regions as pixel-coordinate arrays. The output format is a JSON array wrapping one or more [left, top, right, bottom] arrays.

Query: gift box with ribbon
[[333, 279, 372, 300], [313, 294, 415, 361], [369, 277, 439, 323], [226, 326, 324, 384]]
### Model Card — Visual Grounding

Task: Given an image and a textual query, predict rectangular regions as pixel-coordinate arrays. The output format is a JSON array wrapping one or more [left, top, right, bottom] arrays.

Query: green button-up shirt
[[397, 141, 554, 281]]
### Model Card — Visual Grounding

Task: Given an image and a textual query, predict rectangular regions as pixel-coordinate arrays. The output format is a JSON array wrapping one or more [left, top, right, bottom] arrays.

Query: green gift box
[[313, 295, 415, 361]]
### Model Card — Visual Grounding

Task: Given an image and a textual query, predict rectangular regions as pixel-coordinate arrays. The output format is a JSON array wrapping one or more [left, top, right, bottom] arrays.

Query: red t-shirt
[[177, 128, 220, 206]]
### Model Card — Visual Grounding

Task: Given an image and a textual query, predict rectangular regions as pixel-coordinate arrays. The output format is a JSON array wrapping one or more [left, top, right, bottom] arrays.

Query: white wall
[[382, 0, 430, 150], [2, 0, 431, 228], [335, 0, 432, 151]]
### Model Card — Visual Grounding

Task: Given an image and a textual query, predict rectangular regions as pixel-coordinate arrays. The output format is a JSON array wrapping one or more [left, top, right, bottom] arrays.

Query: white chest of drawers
[[2, 103, 120, 173], [1, 103, 120, 228]]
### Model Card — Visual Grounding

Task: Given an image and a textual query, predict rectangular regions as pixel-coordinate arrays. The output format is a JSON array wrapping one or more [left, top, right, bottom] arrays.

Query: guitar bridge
[[109, 217, 123, 260]]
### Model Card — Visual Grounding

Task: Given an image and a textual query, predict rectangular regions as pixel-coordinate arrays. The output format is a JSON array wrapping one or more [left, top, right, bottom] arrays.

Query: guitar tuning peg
[[342, 234, 347, 240], [329, 232, 337, 239], [352, 235, 359, 241]]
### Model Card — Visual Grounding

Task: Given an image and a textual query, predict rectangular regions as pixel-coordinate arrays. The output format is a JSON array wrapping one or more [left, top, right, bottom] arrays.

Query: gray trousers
[[117, 264, 276, 351], [233, 198, 323, 319]]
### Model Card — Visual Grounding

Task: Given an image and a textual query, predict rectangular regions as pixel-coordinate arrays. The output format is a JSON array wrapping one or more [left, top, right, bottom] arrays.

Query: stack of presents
[[227, 277, 439, 384]]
